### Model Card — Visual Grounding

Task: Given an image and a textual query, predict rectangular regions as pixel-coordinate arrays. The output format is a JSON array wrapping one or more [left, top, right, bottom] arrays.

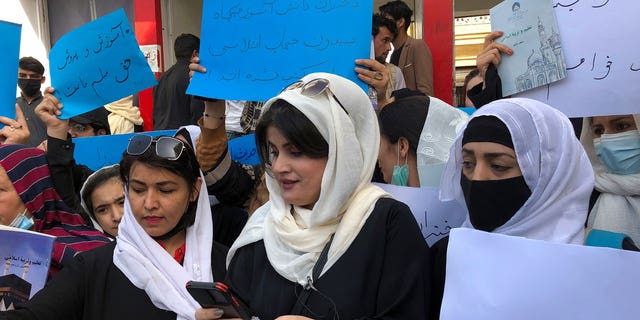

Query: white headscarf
[[440, 98, 594, 244], [416, 97, 469, 187], [581, 115, 640, 244], [79, 164, 121, 235], [113, 169, 213, 320], [227, 73, 390, 286]]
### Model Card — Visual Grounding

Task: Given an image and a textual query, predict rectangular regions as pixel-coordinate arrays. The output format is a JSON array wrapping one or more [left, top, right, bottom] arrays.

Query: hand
[[354, 58, 390, 97], [0, 104, 30, 145], [189, 56, 207, 82], [194, 307, 241, 320], [37, 140, 48, 152], [476, 31, 513, 80], [35, 87, 68, 140], [275, 316, 314, 320]]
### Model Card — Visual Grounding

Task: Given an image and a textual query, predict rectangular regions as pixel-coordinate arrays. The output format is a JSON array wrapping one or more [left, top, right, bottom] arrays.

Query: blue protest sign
[[187, 0, 372, 101], [74, 130, 260, 171], [73, 130, 175, 171], [49, 9, 156, 119], [228, 133, 260, 166], [0, 21, 21, 119]]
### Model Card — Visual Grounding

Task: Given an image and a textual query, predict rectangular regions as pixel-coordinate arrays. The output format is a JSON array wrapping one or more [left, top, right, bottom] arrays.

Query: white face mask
[[9, 208, 34, 230]]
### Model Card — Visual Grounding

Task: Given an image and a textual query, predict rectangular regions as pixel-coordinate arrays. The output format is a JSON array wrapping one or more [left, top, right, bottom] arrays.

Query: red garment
[[158, 241, 187, 264], [0, 144, 110, 277]]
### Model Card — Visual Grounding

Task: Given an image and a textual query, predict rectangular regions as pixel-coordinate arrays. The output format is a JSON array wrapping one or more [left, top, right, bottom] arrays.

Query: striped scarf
[[0, 144, 110, 277]]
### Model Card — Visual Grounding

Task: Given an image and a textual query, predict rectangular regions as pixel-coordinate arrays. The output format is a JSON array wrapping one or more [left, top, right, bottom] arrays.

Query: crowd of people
[[0, 0, 638, 319]]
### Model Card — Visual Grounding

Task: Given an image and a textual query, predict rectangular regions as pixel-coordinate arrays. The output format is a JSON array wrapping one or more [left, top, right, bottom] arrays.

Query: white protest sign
[[517, 1, 638, 117], [441, 228, 640, 320], [374, 183, 467, 246]]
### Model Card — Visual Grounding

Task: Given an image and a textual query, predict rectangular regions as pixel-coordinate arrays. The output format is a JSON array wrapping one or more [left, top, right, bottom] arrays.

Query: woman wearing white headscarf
[[377, 95, 468, 187], [581, 114, 640, 245], [226, 73, 431, 319], [430, 98, 594, 318], [4, 135, 228, 320]]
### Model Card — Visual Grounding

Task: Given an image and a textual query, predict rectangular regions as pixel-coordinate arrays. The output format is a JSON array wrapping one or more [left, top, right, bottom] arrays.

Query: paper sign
[[0, 225, 55, 299], [49, 9, 157, 119], [140, 44, 161, 73], [0, 20, 21, 119], [228, 133, 260, 166], [187, 0, 372, 101], [491, 0, 567, 96], [73, 130, 175, 171], [441, 228, 640, 319], [517, 1, 639, 117], [73, 130, 260, 171], [374, 183, 467, 246]]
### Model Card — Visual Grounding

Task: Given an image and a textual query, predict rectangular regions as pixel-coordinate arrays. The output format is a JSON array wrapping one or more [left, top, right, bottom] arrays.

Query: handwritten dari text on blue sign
[[187, 0, 372, 101], [49, 9, 156, 119]]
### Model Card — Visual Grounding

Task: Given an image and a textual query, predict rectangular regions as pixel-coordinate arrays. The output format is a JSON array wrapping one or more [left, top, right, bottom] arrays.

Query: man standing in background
[[380, 1, 434, 96], [16, 57, 48, 147], [153, 33, 204, 130]]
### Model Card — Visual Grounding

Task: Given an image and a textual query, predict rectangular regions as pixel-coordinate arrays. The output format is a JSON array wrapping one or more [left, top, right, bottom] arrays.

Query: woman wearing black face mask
[[429, 98, 595, 319]]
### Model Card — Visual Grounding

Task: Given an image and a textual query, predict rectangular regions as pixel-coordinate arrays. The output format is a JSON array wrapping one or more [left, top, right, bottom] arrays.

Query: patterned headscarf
[[0, 144, 109, 276]]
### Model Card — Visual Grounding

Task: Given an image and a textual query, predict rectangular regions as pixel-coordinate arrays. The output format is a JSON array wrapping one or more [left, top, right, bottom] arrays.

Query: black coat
[[3, 241, 228, 320], [226, 198, 432, 319]]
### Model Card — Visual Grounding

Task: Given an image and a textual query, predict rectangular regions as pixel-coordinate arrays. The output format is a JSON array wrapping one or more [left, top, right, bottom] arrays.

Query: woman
[[459, 68, 482, 108], [581, 114, 640, 245], [0, 144, 109, 277], [430, 98, 594, 318], [226, 73, 431, 319], [4, 135, 228, 320], [377, 95, 468, 187], [80, 164, 124, 238]]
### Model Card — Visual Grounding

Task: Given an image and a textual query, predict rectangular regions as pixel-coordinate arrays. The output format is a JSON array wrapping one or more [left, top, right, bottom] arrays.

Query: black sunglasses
[[281, 78, 349, 115], [126, 134, 186, 161]]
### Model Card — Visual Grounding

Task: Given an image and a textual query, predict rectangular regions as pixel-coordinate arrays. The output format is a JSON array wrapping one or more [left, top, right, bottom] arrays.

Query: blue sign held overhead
[[49, 9, 156, 119], [187, 0, 372, 101], [0, 20, 21, 119], [73, 130, 260, 171]]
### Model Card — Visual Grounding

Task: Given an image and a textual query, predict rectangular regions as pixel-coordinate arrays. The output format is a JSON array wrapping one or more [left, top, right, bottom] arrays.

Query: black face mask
[[460, 174, 532, 232], [18, 78, 42, 97]]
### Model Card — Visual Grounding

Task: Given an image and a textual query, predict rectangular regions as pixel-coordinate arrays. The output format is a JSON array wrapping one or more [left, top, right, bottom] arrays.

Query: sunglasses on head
[[281, 78, 349, 115], [126, 134, 186, 161]]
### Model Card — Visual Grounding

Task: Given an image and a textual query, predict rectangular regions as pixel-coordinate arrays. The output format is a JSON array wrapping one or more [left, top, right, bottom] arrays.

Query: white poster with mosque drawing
[[0, 225, 54, 310], [490, 0, 567, 96]]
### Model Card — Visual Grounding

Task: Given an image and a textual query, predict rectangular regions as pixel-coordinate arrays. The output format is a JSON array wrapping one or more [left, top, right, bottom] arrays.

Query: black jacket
[[227, 198, 432, 319], [3, 241, 228, 320]]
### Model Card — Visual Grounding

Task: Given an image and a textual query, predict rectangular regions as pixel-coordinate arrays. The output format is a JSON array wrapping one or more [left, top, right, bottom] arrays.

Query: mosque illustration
[[0, 259, 32, 311], [514, 17, 567, 92]]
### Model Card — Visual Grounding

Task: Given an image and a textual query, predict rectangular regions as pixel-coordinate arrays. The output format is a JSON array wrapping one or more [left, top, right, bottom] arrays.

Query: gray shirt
[[16, 92, 47, 147]]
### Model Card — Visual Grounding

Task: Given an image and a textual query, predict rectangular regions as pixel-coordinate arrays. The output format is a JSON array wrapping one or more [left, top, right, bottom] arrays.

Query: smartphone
[[186, 281, 252, 320]]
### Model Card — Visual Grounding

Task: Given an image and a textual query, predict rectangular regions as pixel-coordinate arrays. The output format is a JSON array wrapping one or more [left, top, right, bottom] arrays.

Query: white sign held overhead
[[516, 1, 638, 117]]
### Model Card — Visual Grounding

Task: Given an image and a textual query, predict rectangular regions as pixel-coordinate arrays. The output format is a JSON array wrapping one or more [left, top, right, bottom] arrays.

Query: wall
[[1, 0, 51, 96], [160, 0, 202, 70]]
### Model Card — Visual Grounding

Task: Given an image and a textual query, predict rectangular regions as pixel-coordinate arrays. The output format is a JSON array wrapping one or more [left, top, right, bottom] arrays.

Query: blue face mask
[[9, 209, 34, 230], [594, 130, 640, 175], [391, 143, 409, 186]]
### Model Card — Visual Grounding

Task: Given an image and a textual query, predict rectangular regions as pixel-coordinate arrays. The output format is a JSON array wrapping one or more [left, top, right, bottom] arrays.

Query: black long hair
[[378, 96, 430, 153]]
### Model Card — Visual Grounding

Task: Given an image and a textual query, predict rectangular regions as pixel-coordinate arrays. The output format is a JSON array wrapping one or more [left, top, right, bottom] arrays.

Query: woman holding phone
[[3, 134, 229, 320]]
